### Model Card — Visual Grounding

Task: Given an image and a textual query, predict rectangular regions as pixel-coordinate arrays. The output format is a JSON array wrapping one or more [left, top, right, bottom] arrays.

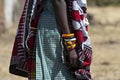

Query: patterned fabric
[[27, 0, 44, 79], [36, 1, 76, 80], [9, 0, 44, 78], [75, 45, 92, 80], [65, 0, 92, 79], [9, 0, 30, 77]]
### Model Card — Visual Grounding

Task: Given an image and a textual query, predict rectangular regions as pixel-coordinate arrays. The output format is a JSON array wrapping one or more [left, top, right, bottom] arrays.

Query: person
[[35, 0, 78, 79], [9, 0, 92, 80], [36, 0, 92, 80]]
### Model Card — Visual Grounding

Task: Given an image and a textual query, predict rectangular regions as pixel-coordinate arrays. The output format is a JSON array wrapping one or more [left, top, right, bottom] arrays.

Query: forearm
[[52, 0, 70, 34]]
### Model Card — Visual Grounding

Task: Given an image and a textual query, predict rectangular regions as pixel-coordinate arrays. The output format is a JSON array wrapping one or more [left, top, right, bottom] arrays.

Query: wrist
[[62, 33, 77, 51]]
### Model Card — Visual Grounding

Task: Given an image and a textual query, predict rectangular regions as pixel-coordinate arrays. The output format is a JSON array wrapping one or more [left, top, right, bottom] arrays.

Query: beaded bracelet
[[62, 33, 76, 51]]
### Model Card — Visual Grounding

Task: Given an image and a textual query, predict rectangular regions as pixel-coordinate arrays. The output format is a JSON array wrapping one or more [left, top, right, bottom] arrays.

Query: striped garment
[[9, 0, 30, 77], [9, 0, 43, 79]]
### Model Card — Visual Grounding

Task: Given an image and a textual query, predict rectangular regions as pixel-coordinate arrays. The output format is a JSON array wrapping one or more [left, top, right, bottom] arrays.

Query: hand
[[68, 49, 78, 67]]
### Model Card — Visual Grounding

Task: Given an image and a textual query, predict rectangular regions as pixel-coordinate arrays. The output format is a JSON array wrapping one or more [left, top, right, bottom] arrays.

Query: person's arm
[[52, 0, 70, 34], [52, 0, 78, 67]]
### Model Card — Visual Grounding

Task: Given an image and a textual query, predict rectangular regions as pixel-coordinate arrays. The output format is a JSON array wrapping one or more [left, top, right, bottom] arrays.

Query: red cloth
[[65, 0, 92, 79], [9, 0, 44, 78], [9, 0, 29, 77], [75, 30, 84, 44]]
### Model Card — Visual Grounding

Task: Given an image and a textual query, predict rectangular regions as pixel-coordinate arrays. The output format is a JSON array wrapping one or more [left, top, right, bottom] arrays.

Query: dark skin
[[51, 0, 78, 67]]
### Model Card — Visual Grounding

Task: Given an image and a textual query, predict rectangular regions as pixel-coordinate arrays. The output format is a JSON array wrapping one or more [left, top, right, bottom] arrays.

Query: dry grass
[[90, 26, 120, 80], [88, 7, 120, 80], [88, 6, 120, 26], [0, 7, 120, 80], [0, 24, 27, 80]]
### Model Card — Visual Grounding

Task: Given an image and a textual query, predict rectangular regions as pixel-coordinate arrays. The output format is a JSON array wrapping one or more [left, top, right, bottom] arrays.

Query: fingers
[[69, 56, 78, 67], [68, 49, 79, 68], [70, 58, 75, 65]]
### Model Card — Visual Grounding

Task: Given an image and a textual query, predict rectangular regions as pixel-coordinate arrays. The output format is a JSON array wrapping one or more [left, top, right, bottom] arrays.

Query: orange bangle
[[62, 33, 74, 38]]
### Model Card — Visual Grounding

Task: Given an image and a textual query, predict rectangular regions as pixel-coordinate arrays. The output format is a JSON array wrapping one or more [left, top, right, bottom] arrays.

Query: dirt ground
[[0, 7, 120, 80], [88, 7, 120, 80]]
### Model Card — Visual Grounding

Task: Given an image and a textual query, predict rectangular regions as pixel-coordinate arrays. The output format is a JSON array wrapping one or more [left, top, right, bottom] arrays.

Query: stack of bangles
[[62, 33, 76, 51]]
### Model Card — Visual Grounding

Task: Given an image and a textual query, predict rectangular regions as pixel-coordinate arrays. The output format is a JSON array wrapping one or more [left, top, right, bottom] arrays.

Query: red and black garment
[[9, 0, 44, 79]]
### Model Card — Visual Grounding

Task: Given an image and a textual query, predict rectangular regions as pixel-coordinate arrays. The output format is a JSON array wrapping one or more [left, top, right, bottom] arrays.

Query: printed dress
[[36, 0, 76, 80]]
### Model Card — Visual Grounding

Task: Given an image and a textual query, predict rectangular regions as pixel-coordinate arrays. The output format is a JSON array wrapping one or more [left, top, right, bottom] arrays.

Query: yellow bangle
[[64, 40, 76, 51], [62, 33, 74, 38], [67, 44, 76, 49]]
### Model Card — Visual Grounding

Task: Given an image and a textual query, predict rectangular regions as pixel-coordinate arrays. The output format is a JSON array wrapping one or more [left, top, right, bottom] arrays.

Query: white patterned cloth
[[36, 0, 76, 80]]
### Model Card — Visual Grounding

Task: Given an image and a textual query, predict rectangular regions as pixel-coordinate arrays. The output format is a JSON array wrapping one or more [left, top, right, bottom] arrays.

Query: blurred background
[[0, 0, 120, 80]]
